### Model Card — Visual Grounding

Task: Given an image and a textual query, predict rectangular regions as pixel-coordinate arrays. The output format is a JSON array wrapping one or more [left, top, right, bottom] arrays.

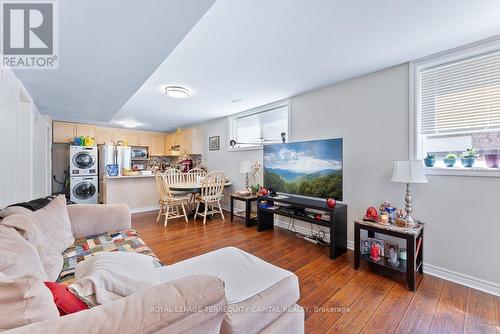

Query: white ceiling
[[14, 0, 216, 122], [16, 0, 500, 131]]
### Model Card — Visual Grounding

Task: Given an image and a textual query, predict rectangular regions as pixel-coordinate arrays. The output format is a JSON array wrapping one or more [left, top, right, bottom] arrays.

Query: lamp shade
[[391, 160, 428, 183], [239, 161, 251, 173]]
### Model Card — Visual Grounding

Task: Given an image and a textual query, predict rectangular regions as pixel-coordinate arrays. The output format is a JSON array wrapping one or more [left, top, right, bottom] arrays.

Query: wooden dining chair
[[186, 168, 207, 208], [163, 168, 190, 196], [194, 171, 226, 225], [155, 172, 189, 227], [186, 168, 207, 183]]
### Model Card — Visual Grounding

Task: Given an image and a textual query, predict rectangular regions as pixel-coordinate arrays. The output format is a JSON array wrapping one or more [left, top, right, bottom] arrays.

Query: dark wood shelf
[[360, 254, 407, 273], [259, 207, 331, 228]]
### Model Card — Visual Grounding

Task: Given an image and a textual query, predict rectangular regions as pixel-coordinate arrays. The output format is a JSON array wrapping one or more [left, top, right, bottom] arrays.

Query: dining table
[[169, 180, 232, 214], [169, 181, 232, 192]]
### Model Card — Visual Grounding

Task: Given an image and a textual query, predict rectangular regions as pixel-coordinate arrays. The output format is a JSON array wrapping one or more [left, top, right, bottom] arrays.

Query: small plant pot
[[484, 154, 500, 168], [424, 157, 436, 167], [461, 157, 476, 168], [443, 158, 456, 167]]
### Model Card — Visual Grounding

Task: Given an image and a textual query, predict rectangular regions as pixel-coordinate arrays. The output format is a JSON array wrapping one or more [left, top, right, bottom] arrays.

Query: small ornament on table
[[396, 209, 405, 219], [379, 213, 390, 225], [326, 198, 336, 209], [363, 207, 379, 222]]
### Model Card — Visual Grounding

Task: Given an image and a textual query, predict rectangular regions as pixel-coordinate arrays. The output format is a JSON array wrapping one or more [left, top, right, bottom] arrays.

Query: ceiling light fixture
[[121, 122, 138, 128], [164, 85, 190, 98]]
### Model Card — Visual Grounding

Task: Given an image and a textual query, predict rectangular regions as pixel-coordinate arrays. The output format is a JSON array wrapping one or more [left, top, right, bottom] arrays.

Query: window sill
[[228, 146, 263, 152], [424, 167, 500, 177]]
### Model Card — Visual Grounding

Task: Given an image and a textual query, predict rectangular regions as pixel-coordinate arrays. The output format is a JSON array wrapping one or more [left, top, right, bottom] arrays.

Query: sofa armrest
[[7, 275, 228, 334], [67, 204, 131, 238]]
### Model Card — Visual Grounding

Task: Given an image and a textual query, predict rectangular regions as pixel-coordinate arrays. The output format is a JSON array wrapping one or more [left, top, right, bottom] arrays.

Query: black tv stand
[[257, 194, 347, 259]]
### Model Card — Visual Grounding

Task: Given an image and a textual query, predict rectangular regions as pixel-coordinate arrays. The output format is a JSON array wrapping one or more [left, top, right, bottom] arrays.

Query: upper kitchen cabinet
[[180, 128, 203, 155], [53, 121, 76, 143], [138, 133, 151, 147], [127, 132, 139, 146], [113, 130, 128, 144], [149, 134, 165, 156], [164, 133, 174, 155], [96, 127, 114, 145], [76, 123, 96, 139]]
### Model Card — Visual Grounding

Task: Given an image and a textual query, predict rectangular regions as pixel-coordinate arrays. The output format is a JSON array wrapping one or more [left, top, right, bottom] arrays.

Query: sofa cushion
[[1, 213, 64, 281], [58, 229, 163, 284], [0, 273, 59, 331], [0, 225, 48, 280], [31, 195, 74, 254], [43, 282, 89, 316]]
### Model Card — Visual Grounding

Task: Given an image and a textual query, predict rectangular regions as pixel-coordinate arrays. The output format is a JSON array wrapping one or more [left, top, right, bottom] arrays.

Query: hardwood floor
[[132, 210, 499, 334]]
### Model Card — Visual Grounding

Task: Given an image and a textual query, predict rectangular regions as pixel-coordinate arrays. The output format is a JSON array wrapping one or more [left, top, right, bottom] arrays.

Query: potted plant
[[461, 148, 478, 168], [444, 153, 457, 167], [424, 153, 436, 167], [484, 150, 500, 168]]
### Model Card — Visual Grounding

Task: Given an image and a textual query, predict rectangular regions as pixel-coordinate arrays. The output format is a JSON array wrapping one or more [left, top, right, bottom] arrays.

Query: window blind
[[232, 105, 287, 147], [419, 49, 500, 135]]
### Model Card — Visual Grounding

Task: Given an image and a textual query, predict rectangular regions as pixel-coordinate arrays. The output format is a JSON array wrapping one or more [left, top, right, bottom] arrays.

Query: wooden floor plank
[[394, 275, 445, 334], [329, 276, 396, 333], [429, 281, 468, 334], [360, 279, 416, 334], [463, 289, 497, 334], [130, 210, 497, 334]]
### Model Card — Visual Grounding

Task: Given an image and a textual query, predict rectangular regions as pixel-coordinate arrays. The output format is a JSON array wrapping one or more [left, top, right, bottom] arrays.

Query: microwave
[[131, 147, 148, 160]]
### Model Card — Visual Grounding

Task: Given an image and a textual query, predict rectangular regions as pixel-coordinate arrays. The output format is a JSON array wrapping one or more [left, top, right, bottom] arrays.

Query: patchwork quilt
[[57, 229, 163, 284]]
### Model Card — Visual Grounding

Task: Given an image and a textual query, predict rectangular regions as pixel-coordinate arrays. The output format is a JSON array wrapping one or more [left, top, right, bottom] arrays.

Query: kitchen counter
[[105, 174, 155, 179], [102, 174, 158, 213]]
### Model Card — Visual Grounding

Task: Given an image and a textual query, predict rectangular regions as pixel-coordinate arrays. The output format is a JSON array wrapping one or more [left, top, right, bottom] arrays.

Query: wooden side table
[[230, 194, 258, 227], [354, 219, 424, 291]]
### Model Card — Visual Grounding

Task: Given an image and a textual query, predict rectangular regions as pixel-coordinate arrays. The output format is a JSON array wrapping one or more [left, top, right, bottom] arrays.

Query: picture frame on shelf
[[209, 136, 220, 151], [384, 240, 400, 267], [360, 238, 371, 255], [371, 239, 384, 257]]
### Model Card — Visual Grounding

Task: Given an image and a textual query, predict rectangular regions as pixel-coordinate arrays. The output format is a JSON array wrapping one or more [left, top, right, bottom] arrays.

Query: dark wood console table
[[257, 195, 347, 259], [230, 194, 258, 227], [354, 219, 424, 291]]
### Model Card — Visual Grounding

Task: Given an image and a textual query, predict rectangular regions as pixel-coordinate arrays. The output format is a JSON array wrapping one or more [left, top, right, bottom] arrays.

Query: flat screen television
[[263, 138, 343, 201]]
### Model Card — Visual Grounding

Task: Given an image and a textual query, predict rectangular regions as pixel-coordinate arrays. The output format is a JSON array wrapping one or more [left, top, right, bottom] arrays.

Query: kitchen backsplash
[[148, 154, 203, 171]]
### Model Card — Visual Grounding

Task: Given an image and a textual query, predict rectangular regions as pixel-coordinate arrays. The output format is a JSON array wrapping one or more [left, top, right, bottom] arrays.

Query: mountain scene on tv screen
[[263, 139, 343, 201]]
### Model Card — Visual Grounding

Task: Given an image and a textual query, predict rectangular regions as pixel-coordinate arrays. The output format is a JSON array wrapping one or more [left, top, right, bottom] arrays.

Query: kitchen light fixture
[[121, 122, 137, 128], [165, 85, 190, 98]]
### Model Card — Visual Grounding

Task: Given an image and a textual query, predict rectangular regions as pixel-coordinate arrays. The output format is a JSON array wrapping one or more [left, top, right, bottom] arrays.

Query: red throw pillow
[[44, 282, 89, 315]]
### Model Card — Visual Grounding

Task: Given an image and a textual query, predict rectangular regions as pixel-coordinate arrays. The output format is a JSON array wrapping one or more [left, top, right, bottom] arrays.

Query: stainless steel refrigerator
[[98, 145, 131, 202]]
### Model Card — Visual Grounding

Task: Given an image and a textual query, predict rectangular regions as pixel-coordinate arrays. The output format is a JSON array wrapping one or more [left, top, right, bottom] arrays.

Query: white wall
[[197, 63, 500, 294], [0, 68, 51, 207]]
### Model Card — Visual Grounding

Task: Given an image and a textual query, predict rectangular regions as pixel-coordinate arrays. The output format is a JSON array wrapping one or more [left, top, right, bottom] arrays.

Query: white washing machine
[[70, 175, 98, 204], [70, 146, 98, 176]]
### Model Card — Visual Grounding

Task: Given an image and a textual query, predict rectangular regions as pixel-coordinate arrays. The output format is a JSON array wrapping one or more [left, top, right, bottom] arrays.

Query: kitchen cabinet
[[150, 135, 165, 156], [97, 127, 114, 145], [138, 134, 151, 147], [53, 121, 76, 143], [76, 123, 97, 139], [164, 133, 173, 155], [127, 132, 139, 146], [179, 128, 203, 155], [113, 130, 128, 144]]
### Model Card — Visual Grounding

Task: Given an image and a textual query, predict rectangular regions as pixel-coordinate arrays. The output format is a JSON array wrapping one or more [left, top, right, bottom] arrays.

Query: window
[[411, 39, 500, 175], [229, 100, 289, 150]]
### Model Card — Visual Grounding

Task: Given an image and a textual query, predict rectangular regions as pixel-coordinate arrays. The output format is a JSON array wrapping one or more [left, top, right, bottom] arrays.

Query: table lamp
[[239, 161, 251, 190], [390, 160, 428, 226]]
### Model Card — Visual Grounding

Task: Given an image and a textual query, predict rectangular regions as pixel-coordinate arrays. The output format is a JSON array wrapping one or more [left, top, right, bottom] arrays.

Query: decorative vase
[[484, 153, 500, 168], [461, 157, 476, 168], [106, 164, 119, 176], [443, 158, 456, 167], [424, 157, 436, 167]]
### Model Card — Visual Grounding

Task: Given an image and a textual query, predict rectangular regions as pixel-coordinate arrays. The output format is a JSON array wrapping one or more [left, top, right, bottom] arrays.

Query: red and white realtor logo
[[1, 1, 59, 69]]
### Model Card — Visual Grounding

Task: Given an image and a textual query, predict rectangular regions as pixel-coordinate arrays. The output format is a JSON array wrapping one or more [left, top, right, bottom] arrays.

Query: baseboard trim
[[424, 263, 500, 296], [130, 206, 158, 214]]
